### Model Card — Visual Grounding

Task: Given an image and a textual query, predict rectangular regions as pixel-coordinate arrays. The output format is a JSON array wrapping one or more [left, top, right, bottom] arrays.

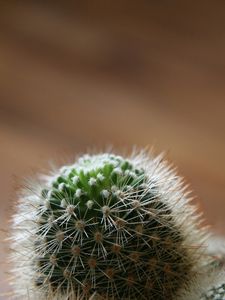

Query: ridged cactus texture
[[9, 152, 223, 299]]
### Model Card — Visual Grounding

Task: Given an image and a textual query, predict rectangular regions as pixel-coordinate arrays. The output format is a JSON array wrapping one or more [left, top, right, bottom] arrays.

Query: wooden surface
[[0, 1, 225, 296]]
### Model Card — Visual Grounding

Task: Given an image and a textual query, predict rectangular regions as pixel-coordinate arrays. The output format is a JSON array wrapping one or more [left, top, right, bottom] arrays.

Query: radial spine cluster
[[201, 283, 225, 300], [10, 152, 209, 300]]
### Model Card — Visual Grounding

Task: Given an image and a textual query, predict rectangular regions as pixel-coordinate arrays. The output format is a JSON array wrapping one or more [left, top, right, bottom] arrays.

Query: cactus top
[[10, 152, 209, 300], [42, 154, 147, 224]]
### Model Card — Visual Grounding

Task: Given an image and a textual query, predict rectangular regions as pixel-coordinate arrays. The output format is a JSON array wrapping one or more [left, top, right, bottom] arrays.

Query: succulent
[[201, 283, 225, 300], [9, 152, 211, 299], [198, 230, 225, 300], [180, 257, 225, 300]]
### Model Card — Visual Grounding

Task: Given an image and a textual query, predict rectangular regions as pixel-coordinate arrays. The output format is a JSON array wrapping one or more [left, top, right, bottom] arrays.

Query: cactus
[[201, 283, 225, 300], [182, 237, 225, 300], [200, 237, 225, 300], [181, 266, 225, 300], [9, 152, 211, 299]]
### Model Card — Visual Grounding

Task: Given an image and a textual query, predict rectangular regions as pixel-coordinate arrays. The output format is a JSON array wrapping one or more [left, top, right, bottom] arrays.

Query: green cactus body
[[10, 152, 209, 299]]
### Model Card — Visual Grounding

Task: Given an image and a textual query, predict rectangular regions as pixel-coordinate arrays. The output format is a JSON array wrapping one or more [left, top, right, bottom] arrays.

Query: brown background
[[0, 1, 225, 297]]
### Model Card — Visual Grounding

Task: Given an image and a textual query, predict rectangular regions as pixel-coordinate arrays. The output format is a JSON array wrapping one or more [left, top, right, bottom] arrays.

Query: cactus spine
[[10, 152, 210, 299], [201, 283, 225, 300]]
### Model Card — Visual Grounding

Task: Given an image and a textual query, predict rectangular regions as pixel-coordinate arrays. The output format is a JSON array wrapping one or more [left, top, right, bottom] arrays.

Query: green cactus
[[9, 152, 210, 299]]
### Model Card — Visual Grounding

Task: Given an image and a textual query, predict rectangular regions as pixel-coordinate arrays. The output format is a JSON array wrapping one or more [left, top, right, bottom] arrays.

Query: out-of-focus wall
[[0, 1, 225, 296]]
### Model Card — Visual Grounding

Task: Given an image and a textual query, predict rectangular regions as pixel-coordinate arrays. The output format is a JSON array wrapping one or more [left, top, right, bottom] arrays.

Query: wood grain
[[0, 1, 225, 296]]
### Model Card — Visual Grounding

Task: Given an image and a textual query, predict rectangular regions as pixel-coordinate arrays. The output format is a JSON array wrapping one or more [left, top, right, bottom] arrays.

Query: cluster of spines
[[10, 153, 207, 300], [201, 283, 225, 300]]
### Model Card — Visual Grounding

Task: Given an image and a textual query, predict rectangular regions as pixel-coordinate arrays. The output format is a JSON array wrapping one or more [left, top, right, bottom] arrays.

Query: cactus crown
[[10, 152, 208, 299]]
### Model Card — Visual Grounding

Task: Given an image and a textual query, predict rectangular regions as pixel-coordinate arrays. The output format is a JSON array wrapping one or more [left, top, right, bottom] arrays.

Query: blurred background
[[0, 1, 225, 296]]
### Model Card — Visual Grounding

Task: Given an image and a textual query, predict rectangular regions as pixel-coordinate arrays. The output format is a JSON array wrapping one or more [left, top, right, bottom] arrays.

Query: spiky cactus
[[10, 152, 213, 299], [201, 283, 225, 300], [182, 265, 225, 300], [183, 237, 225, 300]]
